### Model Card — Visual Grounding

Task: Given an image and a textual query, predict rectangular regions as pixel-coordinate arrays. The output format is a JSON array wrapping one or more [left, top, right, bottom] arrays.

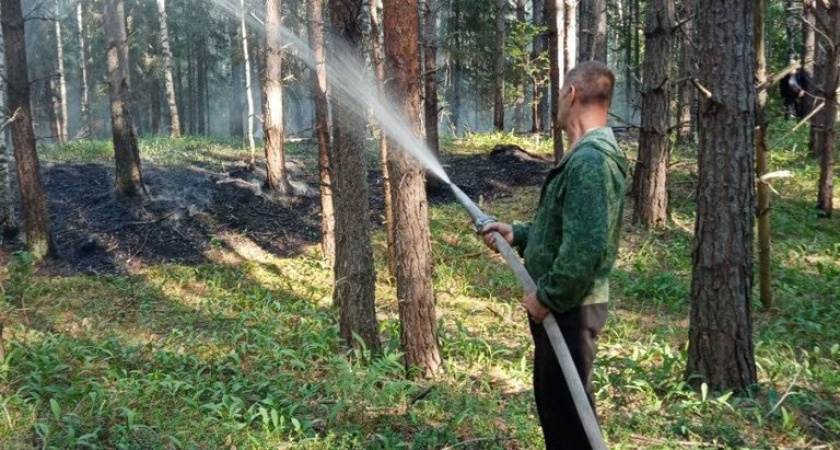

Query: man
[[481, 61, 627, 450], [780, 67, 813, 120]]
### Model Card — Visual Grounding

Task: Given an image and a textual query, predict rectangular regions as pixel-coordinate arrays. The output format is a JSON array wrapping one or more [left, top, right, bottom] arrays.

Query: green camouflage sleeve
[[536, 150, 610, 313], [511, 221, 531, 254]]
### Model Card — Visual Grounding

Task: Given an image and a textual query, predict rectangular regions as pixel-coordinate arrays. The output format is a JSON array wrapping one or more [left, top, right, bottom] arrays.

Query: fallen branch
[[764, 365, 803, 419]]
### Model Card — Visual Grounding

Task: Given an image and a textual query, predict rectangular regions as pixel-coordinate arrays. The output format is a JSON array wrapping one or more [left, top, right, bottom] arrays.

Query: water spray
[[446, 181, 608, 450]]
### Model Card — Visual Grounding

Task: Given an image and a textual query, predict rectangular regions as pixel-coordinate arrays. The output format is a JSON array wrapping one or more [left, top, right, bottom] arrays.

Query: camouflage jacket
[[512, 127, 628, 314]]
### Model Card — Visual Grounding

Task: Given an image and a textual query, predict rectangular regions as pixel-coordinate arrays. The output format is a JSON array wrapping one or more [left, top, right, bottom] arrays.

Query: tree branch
[[691, 78, 713, 100]]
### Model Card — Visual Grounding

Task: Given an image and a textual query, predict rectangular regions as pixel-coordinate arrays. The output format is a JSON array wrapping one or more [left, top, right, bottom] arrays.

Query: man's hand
[[522, 291, 550, 324], [480, 222, 514, 253]]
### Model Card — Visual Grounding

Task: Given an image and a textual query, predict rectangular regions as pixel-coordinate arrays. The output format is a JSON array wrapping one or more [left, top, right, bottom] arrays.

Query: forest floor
[[0, 126, 838, 449]]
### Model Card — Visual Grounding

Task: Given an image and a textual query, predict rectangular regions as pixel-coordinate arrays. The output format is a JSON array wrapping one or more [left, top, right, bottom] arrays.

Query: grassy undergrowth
[[1, 128, 838, 449]]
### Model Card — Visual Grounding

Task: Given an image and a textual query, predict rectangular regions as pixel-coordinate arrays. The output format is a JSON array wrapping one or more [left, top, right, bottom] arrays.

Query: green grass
[[2, 129, 838, 449]]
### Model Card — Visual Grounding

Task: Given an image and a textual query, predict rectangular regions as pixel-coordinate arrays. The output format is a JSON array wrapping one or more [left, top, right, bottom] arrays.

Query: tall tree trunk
[[105, 0, 145, 197], [197, 40, 207, 135], [2, 0, 56, 259], [383, 0, 442, 377], [688, 0, 757, 394], [531, 0, 544, 132], [803, 8, 815, 73], [228, 21, 245, 138], [676, 0, 695, 145], [451, 0, 462, 134], [54, 1, 69, 143], [263, 0, 293, 193], [369, 0, 395, 275], [49, 78, 60, 142], [548, 0, 566, 161], [579, 0, 607, 62], [151, 79, 162, 134], [327, 0, 381, 355], [422, 0, 440, 155], [0, 24, 16, 236], [565, 0, 577, 69], [785, 0, 797, 63], [307, 0, 335, 266], [755, 0, 772, 307], [811, 2, 839, 217], [493, 0, 506, 131], [241, 0, 256, 167], [77, 0, 91, 137], [633, 0, 673, 228], [514, 0, 527, 132], [157, 0, 181, 137]]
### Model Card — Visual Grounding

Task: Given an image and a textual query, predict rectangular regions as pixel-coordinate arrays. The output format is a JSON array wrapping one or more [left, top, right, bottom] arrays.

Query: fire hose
[[447, 181, 608, 450]]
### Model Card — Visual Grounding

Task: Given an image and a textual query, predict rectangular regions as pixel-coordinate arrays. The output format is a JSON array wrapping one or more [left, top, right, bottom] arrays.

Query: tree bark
[[0, 24, 16, 235], [803, 8, 815, 74], [308, 0, 334, 266], [2, 0, 56, 259], [241, 0, 256, 167], [77, 0, 92, 137], [422, 0, 440, 156], [157, 0, 181, 138], [579, 0, 607, 62], [328, 0, 381, 355], [513, 0, 527, 131], [755, 0, 772, 308], [369, 0, 395, 275], [262, 0, 293, 193], [565, 0, 577, 69], [531, 0, 545, 132], [676, 0, 695, 145], [54, 0, 69, 143], [548, 0, 565, 161], [228, 20, 245, 138], [493, 0, 506, 131], [633, 0, 673, 228], [383, 0, 442, 377], [105, 0, 145, 198], [688, 0, 757, 394], [451, 0, 462, 134], [810, 1, 839, 217], [151, 79, 162, 134]]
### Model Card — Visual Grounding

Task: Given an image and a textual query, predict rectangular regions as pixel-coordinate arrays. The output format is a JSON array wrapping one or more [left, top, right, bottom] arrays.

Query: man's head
[[557, 61, 615, 130]]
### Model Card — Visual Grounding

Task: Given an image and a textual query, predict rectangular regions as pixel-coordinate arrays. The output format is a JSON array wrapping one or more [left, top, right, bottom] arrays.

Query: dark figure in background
[[780, 68, 813, 120]]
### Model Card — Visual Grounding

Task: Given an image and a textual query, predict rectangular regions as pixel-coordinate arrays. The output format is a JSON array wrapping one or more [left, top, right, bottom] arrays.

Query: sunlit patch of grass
[[2, 133, 839, 448]]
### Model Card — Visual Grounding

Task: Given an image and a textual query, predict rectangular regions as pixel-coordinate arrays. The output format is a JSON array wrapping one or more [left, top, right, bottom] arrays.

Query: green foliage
[[2, 135, 838, 448]]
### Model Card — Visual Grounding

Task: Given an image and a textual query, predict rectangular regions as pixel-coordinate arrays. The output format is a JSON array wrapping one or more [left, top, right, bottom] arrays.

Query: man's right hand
[[480, 222, 514, 253]]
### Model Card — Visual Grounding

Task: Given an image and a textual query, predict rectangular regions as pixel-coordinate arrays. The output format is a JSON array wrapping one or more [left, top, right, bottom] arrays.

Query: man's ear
[[568, 85, 577, 105]]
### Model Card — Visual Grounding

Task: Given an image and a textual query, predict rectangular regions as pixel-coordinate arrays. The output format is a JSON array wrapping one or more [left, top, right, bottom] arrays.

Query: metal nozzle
[[446, 182, 496, 232]]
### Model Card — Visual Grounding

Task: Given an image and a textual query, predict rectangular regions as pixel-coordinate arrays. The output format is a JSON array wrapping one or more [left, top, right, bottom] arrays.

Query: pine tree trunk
[[633, 0, 673, 228], [49, 78, 60, 142], [77, 0, 91, 137], [548, 0, 565, 161], [812, 2, 839, 217], [157, 0, 181, 137], [1, 0, 56, 259], [451, 0, 462, 134], [755, 0, 772, 308], [579, 0, 607, 62], [0, 24, 16, 235], [263, 0, 292, 193], [688, 0, 757, 394], [493, 0, 506, 131], [422, 0, 440, 156], [241, 0, 256, 167], [197, 40, 207, 135], [514, 0, 526, 132], [369, 0, 395, 275], [531, 0, 544, 132], [228, 20, 245, 138], [383, 0, 442, 377], [308, 0, 334, 266], [328, 0, 381, 355], [803, 9, 815, 73], [676, 0, 696, 145], [105, 0, 145, 198], [151, 79, 162, 134], [565, 0, 577, 69], [54, 1, 69, 143]]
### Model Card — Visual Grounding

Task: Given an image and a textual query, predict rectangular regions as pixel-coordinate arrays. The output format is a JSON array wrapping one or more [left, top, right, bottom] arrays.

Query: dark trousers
[[529, 304, 608, 450]]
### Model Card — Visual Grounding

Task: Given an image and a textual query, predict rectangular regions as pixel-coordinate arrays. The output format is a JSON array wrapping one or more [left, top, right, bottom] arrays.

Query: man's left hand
[[522, 291, 550, 324]]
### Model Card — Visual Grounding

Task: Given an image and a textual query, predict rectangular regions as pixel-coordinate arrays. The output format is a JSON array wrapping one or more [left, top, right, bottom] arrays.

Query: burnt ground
[[2, 143, 551, 275]]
